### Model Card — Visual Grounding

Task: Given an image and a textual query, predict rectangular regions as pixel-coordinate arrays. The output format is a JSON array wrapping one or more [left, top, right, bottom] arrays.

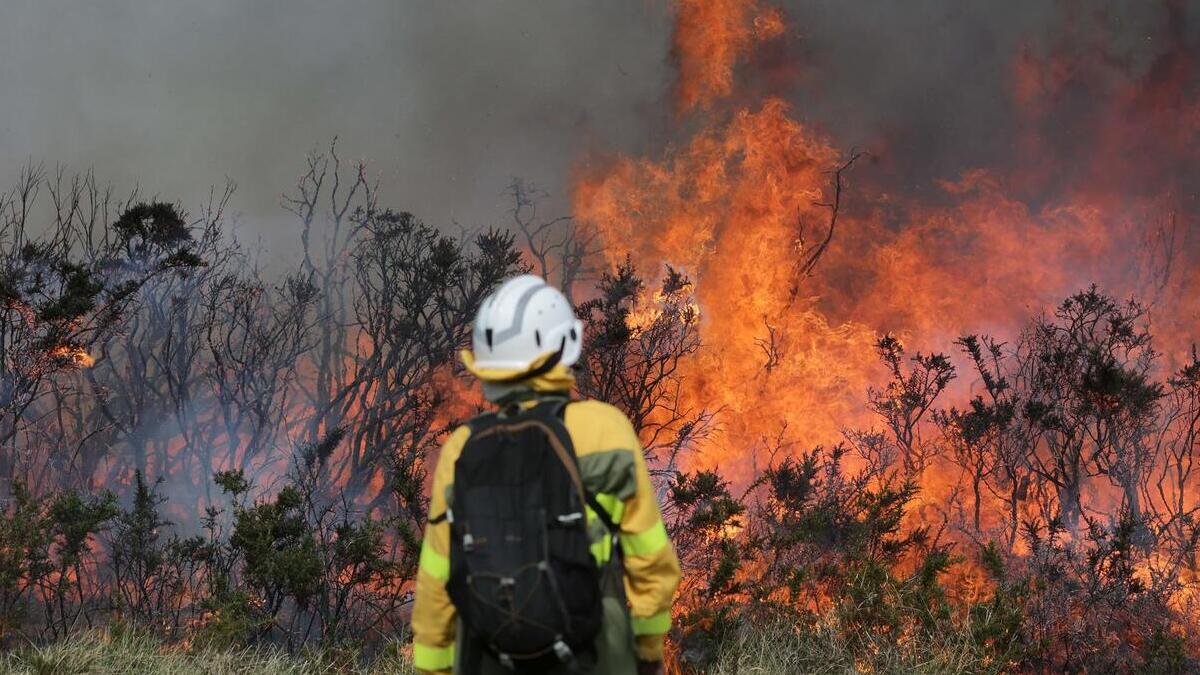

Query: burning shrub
[[108, 471, 203, 635], [666, 441, 971, 673], [661, 288, 1200, 673], [0, 480, 119, 644], [0, 167, 203, 489], [975, 513, 1194, 672], [575, 260, 704, 461], [190, 429, 409, 650], [0, 481, 53, 643], [224, 482, 323, 627]]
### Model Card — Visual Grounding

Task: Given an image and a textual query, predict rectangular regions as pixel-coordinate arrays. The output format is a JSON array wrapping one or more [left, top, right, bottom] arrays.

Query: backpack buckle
[[553, 640, 573, 662], [463, 533, 475, 551], [556, 512, 583, 525]]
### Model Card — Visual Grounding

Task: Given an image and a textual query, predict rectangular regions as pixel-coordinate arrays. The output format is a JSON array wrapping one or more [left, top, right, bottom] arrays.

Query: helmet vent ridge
[[485, 328, 494, 349], [534, 330, 542, 347]]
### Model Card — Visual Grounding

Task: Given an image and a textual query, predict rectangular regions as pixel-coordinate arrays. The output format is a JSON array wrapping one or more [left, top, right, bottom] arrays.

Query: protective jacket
[[411, 359, 680, 674]]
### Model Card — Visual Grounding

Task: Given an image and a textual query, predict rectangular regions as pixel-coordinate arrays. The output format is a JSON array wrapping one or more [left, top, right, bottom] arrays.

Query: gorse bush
[[0, 430, 410, 652]]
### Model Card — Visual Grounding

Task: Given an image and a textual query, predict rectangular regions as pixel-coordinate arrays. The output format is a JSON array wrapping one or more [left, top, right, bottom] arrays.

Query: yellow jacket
[[411, 396, 681, 674]]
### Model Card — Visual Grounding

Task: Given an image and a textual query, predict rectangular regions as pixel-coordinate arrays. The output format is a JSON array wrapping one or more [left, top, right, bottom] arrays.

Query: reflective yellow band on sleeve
[[413, 642, 455, 671], [419, 538, 450, 581], [589, 536, 614, 565], [586, 492, 625, 565], [619, 519, 669, 557], [593, 492, 626, 525], [631, 610, 671, 636]]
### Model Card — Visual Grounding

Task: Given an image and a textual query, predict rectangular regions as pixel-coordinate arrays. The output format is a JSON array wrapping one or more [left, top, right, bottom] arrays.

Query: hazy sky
[[1, 1, 1191, 264]]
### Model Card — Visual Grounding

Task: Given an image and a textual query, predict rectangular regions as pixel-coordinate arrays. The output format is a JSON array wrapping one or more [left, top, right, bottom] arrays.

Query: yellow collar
[[460, 349, 575, 393]]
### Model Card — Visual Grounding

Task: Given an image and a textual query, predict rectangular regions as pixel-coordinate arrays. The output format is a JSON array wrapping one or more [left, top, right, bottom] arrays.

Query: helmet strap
[[492, 337, 567, 385]]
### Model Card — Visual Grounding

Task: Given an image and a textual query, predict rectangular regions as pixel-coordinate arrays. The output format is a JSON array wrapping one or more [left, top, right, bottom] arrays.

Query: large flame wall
[[572, 0, 1199, 477]]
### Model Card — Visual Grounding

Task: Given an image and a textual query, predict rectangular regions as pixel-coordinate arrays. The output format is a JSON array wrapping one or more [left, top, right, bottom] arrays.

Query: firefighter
[[412, 275, 680, 675]]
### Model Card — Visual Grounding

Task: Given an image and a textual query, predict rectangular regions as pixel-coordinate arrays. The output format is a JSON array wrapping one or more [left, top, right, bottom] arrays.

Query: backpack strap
[[427, 412, 499, 525], [429, 399, 621, 536], [583, 489, 618, 534], [467, 410, 500, 431], [532, 398, 620, 536]]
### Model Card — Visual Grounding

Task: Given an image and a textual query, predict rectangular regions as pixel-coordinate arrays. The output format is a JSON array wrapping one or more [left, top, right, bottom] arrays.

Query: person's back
[[412, 275, 680, 675]]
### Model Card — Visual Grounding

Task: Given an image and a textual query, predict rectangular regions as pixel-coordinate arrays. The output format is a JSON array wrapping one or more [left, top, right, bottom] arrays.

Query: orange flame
[[49, 345, 95, 368], [574, 0, 1200, 497], [671, 0, 784, 113]]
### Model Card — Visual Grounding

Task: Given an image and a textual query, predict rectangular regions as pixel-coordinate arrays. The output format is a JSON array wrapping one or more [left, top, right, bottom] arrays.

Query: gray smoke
[[1, 0, 1194, 260], [772, 1, 1196, 197], [0, 0, 673, 261]]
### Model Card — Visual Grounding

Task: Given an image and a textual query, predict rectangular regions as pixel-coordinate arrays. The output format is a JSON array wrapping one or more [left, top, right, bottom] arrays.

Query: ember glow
[[50, 346, 95, 368]]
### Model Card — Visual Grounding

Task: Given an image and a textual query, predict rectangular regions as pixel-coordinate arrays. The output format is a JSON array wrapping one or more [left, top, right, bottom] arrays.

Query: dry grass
[[0, 620, 1007, 675], [0, 631, 414, 675], [705, 618, 1007, 675]]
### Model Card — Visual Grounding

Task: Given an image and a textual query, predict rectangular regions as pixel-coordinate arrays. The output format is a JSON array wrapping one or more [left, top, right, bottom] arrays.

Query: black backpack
[[441, 398, 616, 670]]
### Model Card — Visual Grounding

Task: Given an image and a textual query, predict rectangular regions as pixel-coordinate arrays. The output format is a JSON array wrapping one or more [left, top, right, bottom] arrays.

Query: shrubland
[[0, 158, 1197, 673]]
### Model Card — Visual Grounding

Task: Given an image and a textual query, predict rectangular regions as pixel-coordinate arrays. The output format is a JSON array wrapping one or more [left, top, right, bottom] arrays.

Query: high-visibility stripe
[[620, 519, 669, 557], [590, 492, 625, 541], [585, 492, 626, 565], [593, 492, 625, 524], [418, 538, 449, 581], [631, 610, 671, 635], [413, 642, 455, 671], [589, 537, 611, 564]]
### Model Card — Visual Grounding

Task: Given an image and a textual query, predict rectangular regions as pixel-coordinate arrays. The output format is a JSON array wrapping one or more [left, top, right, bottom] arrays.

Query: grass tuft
[[704, 618, 1009, 675], [0, 630, 414, 675]]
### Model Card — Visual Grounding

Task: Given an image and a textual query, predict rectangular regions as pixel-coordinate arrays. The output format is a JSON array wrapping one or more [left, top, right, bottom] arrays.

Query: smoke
[[752, 2, 1194, 191], [2, 0, 1195, 345], [2, 2, 1192, 244], [0, 0, 674, 260]]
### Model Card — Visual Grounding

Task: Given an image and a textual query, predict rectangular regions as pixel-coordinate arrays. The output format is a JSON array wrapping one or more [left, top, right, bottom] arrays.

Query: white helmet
[[470, 275, 584, 373]]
